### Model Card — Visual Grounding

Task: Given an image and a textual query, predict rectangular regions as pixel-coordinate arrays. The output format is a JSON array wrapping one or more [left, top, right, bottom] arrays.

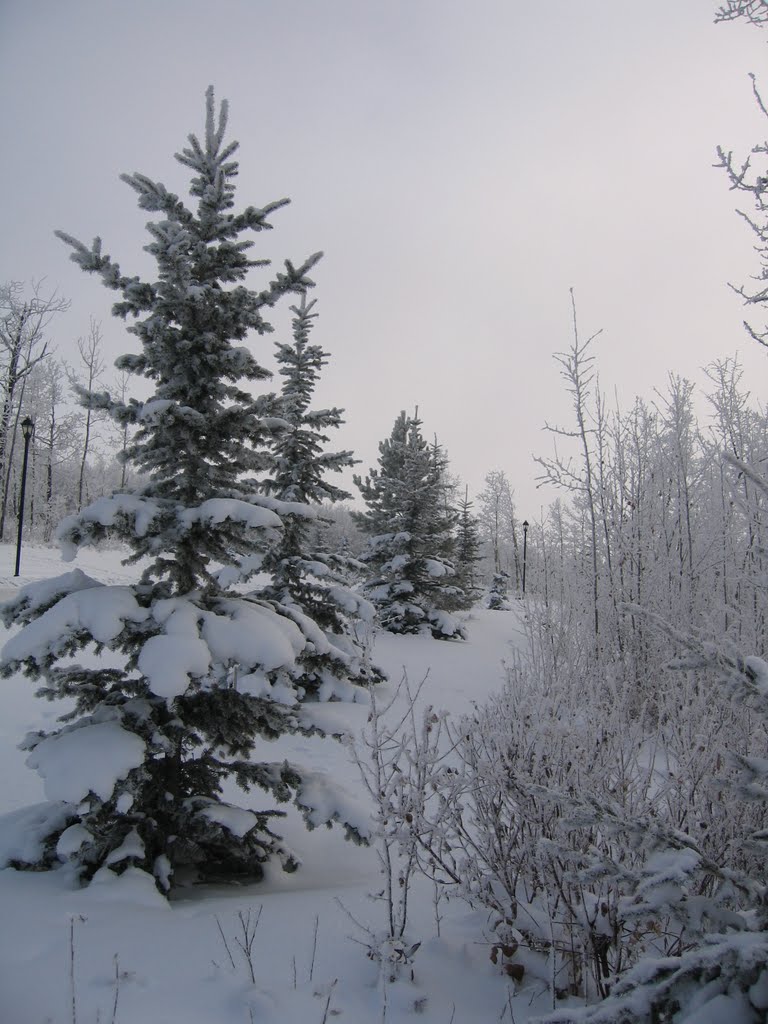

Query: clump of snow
[[56, 823, 92, 858], [0, 568, 101, 622], [424, 558, 450, 577], [238, 670, 297, 705], [745, 655, 768, 697], [0, 802, 73, 867], [105, 826, 145, 866], [180, 498, 282, 531], [56, 494, 164, 557], [327, 584, 376, 620], [26, 722, 146, 803], [2, 585, 149, 667], [294, 767, 372, 838], [249, 492, 318, 519], [203, 599, 305, 670], [116, 792, 134, 814], [138, 633, 211, 700], [82, 865, 170, 909], [136, 398, 173, 422], [194, 800, 262, 838]]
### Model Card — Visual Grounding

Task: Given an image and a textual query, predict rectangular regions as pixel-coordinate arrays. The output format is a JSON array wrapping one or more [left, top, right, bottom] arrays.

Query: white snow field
[[0, 544, 543, 1024]]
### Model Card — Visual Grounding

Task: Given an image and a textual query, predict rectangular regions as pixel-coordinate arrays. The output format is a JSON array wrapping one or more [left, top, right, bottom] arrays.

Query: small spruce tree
[[260, 296, 382, 687], [354, 410, 466, 639], [487, 570, 511, 610], [455, 486, 483, 606], [0, 88, 370, 892]]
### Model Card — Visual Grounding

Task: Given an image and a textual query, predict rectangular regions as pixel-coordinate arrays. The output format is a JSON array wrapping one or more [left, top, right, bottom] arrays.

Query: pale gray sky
[[1, 1, 766, 515]]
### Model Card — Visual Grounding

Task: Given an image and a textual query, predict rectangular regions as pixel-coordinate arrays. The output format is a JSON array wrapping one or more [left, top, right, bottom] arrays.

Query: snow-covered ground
[[0, 544, 546, 1024]]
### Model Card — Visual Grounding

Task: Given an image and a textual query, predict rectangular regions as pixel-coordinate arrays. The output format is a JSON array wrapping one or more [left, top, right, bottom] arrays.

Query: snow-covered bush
[[344, 673, 427, 983], [0, 87, 372, 891], [375, 582, 767, 1010], [535, 610, 768, 1022]]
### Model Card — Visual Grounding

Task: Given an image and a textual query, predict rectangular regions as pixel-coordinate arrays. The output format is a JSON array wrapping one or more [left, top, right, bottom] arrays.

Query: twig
[[498, 985, 517, 1022], [309, 913, 319, 982], [69, 916, 78, 1024], [320, 978, 337, 1024], [334, 895, 375, 940], [110, 954, 121, 1024], [234, 906, 263, 985], [214, 914, 237, 971]]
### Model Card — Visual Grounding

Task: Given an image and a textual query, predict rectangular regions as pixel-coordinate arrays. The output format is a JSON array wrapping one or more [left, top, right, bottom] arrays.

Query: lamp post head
[[522, 520, 529, 530], [21, 416, 34, 441]]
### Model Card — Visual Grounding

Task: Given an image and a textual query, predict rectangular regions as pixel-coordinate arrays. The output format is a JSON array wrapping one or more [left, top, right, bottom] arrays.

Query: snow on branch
[[0, 569, 102, 628], [56, 494, 167, 558], [1, 586, 149, 671]]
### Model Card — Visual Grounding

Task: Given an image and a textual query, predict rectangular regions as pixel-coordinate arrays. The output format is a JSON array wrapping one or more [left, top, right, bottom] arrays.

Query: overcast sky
[[1, 1, 766, 516]]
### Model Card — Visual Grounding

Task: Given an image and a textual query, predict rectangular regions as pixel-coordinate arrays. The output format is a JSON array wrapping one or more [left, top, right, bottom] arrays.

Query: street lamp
[[522, 520, 529, 596], [13, 416, 34, 578]]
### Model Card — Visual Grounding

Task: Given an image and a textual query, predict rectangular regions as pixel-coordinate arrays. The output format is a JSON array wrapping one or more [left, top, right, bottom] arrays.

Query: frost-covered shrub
[[383, 594, 767, 1008], [536, 617, 768, 1023]]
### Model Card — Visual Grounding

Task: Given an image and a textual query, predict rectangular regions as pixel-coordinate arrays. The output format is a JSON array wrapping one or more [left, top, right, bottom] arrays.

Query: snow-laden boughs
[[0, 87, 372, 892], [354, 411, 466, 639]]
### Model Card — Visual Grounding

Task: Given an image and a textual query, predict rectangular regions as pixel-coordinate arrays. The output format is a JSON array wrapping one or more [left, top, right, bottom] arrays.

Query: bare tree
[[31, 358, 80, 540], [536, 290, 603, 640], [715, 0, 768, 24], [0, 282, 68, 499], [477, 469, 517, 578], [68, 318, 105, 510], [715, 69, 768, 346]]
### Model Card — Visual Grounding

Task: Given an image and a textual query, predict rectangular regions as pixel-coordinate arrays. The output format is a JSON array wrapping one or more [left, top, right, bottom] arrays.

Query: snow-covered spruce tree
[[260, 295, 382, 684], [0, 88, 371, 892], [354, 410, 466, 639], [487, 569, 511, 610], [454, 487, 483, 604]]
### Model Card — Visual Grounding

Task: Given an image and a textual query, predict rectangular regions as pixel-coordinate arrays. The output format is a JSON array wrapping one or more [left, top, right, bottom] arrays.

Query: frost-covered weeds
[[356, 596, 767, 1017], [345, 674, 427, 983]]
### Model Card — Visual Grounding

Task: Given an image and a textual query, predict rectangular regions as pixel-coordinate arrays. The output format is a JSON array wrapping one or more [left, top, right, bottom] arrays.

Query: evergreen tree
[[354, 410, 466, 639], [0, 87, 370, 892], [487, 570, 511, 610], [260, 296, 381, 683], [454, 486, 483, 605]]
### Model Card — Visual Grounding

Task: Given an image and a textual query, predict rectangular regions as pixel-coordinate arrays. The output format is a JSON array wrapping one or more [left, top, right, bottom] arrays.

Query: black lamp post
[[521, 519, 529, 596], [13, 416, 34, 578]]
